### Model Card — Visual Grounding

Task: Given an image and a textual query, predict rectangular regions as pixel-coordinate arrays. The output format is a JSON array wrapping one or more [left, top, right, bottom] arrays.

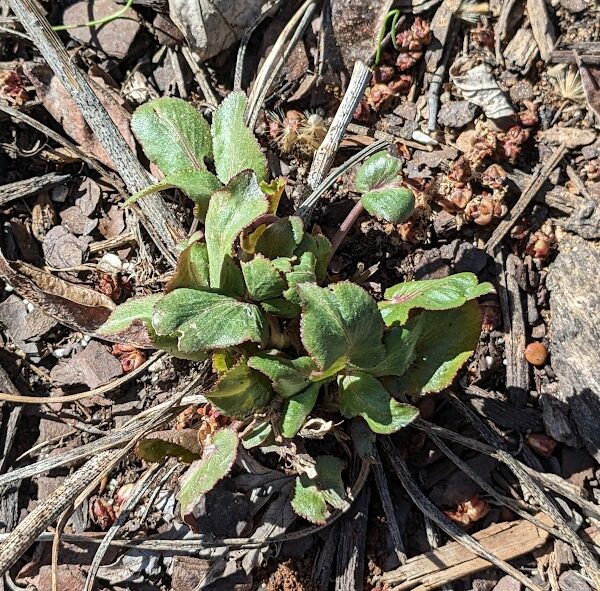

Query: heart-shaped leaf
[[280, 382, 321, 438], [241, 255, 286, 301], [379, 272, 494, 326], [338, 372, 419, 434], [205, 171, 269, 290], [291, 455, 346, 524], [255, 216, 304, 259], [206, 360, 273, 418], [368, 325, 422, 377], [131, 97, 212, 175], [152, 288, 267, 353], [298, 282, 385, 372], [248, 354, 317, 398], [395, 300, 483, 394], [166, 242, 210, 292], [124, 170, 222, 219], [137, 429, 202, 464], [211, 91, 267, 184], [178, 428, 238, 517], [354, 151, 415, 223]]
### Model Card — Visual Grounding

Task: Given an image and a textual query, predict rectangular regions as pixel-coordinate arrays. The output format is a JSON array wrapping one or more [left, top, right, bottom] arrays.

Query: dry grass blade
[[380, 437, 545, 591], [84, 464, 164, 591], [8, 0, 186, 265], [0, 449, 119, 576], [246, 0, 318, 129]]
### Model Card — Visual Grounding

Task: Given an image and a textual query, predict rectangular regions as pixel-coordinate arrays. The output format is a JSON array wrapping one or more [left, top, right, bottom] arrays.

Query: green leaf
[[205, 171, 269, 290], [241, 421, 273, 449], [248, 354, 317, 398], [395, 301, 483, 395], [206, 360, 273, 418], [131, 97, 212, 176], [260, 298, 300, 319], [361, 188, 415, 224], [349, 419, 376, 461], [281, 382, 321, 438], [152, 334, 210, 361], [295, 233, 331, 282], [124, 170, 221, 219], [98, 294, 161, 335], [354, 151, 414, 223], [298, 282, 385, 372], [283, 252, 317, 306], [152, 288, 267, 353], [255, 217, 304, 259], [211, 91, 267, 184], [241, 255, 286, 301], [137, 429, 202, 464], [291, 456, 346, 524], [355, 151, 403, 193], [379, 273, 494, 326], [220, 256, 246, 300], [178, 428, 238, 516], [338, 372, 419, 434], [166, 242, 210, 292], [369, 325, 421, 377]]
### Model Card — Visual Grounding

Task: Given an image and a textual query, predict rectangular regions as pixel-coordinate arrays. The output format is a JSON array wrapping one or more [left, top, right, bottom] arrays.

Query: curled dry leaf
[[168, 0, 266, 61], [450, 58, 515, 120]]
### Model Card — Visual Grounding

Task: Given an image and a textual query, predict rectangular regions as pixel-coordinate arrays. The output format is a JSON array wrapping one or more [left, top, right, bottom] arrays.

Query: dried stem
[[330, 200, 364, 259]]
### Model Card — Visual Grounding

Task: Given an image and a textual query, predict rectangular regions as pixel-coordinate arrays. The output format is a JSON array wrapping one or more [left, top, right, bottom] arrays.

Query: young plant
[[99, 92, 493, 525]]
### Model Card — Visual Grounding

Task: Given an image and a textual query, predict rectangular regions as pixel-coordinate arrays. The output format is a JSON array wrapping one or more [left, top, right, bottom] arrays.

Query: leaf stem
[[329, 199, 364, 260], [52, 0, 134, 32]]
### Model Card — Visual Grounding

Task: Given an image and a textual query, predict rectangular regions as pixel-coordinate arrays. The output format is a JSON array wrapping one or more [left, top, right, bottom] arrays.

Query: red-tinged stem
[[329, 199, 364, 260]]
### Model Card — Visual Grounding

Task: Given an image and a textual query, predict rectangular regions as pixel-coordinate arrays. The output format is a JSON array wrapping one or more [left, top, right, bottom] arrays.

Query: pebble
[[492, 575, 521, 591], [437, 101, 478, 129], [524, 342, 548, 366], [509, 80, 534, 103]]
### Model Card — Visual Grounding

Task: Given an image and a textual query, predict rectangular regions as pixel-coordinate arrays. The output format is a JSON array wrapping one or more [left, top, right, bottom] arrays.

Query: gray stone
[[437, 101, 478, 128], [493, 575, 521, 591], [509, 80, 534, 102], [559, 570, 593, 591]]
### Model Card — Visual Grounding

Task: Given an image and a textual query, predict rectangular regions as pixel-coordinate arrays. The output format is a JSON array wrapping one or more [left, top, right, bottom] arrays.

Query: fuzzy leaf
[[354, 151, 414, 223], [379, 273, 494, 326], [241, 421, 273, 449], [355, 151, 403, 193], [241, 255, 286, 301], [338, 372, 419, 434], [137, 429, 202, 464], [299, 282, 385, 372], [178, 428, 238, 516], [131, 97, 212, 175], [206, 360, 273, 418], [281, 382, 321, 438], [283, 252, 317, 306], [260, 298, 300, 319], [396, 301, 482, 394], [124, 169, 221, 218], [152, 288, 267, 353], [98, 294, 161, 334], [369, 325, 421, 377], [166, 242, 210, 292], [248, 354, 317, 398], [255, 217, 304, 259], [291, 456, 346, 524], [211, 91, 267, 184], [361, 188, 415, 224], [205, 171, 269, 290], [295, 233, 331, 282]]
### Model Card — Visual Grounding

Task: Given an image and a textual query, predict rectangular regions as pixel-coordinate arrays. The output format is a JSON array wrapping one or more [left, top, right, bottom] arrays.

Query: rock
[[559, 570, 594, 591], [493, 575, 522, 591], [60, 206, 97, 236], [62, 0, 141, 59], [559, 0, 592, 13], [440, 240, 489, 273], [437, 101, 478, 128], [50, 340, 123, 389], [330, 0, 395, 72], [565, 199, 600, 240], [539, 127, 596, 149], [434, 210, 459, 238], [98, 205, 125, 239], [412, 146, 459, 169], [42, 226, 90, 269], [509, 80, 534, 103], [547, 235, 600, 461], [153, 12, 185, 47]]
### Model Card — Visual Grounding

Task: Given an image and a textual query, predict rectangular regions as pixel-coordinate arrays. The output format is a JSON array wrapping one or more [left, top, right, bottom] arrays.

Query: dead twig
[[0, 172, 70, 206]]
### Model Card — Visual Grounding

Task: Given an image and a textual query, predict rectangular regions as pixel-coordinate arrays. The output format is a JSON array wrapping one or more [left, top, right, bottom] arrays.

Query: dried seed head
[[480, 164, 506, 189], [297, 113, 328, 155], [548, 65, 585, 103], [366, 82, 395, 111], [457, 0, 490, 24], [470, 23, 494, 48], [518, 100, 539, 127], [0, 70, 28, 106], [525, 229, 552, 259], [444, 495, 490, 528], [448, 156, 472, 183]]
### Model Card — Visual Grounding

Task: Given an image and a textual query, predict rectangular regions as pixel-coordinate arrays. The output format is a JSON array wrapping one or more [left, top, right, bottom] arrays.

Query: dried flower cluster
[[0, 70, 28, 106], [267, 109, 328, 157]]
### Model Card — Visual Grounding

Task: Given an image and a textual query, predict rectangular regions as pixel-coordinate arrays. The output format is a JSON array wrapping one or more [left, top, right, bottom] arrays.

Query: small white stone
[[4, 283, 14, 292], [53, 348, 67, 358], [25, 303, 35, 313]]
